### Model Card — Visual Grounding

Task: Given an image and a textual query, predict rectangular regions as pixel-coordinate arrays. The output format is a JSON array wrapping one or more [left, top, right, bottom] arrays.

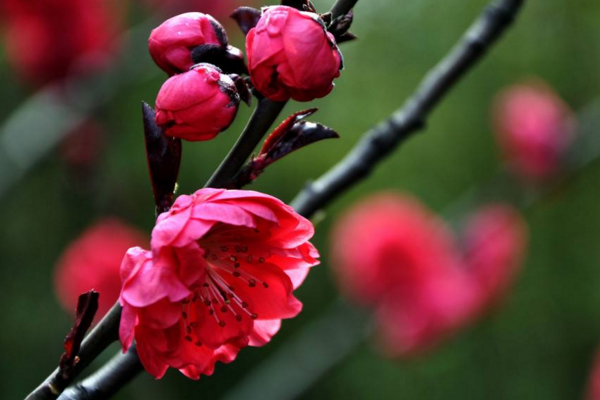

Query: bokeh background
[[2, 0, 600, 399]]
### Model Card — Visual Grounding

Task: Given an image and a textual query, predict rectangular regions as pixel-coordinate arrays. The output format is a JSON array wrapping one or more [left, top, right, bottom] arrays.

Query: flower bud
[[155, 63, 240, 141], [246, 6, 343, 102], [149, 12, 228, 76], [493, 82, 576, 182]]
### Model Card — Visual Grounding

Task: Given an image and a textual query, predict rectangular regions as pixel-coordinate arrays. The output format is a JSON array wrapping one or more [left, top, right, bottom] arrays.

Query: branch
[[330, 0, 359, 19], [57, 346, 143, 400], [25, 304, 122, 400], [291, 0, 526, 218], [205, 99, 286, 188]]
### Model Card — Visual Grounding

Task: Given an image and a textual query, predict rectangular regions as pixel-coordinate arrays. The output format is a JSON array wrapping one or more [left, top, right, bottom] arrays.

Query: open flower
[[54, 218, 148, 321], [330, 193, 526, 356], [119, 189, 319, 379], [493, 81, 576, 182], [155, 63, 240, 141], [246, 6, 342, 102]]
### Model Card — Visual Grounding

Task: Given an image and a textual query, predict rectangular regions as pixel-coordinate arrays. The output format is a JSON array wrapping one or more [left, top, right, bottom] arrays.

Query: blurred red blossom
[[0, 0, 123, 87], [119, 189, 319, 379], [330, 193, 527, 356], [588, 349, 600, 400], [60, 120, 105, 173], [54, 219, 148, 321], [493, 81, 576, 182], [246, 5, 342, 102], [139, 0, 249, 21]]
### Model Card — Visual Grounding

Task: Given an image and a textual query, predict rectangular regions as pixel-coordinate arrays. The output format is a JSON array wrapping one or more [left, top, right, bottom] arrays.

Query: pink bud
[[246, 6, 343, 102], [493, 82, 576, 181], [149, 12, 225, 76], [462, 204, 527, 315], [155, 63, 240, 142]]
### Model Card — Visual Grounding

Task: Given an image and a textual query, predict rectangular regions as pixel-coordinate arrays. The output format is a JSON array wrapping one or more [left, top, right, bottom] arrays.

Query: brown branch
[[25, 303, 122, 400], [291, 0, 526, 218]]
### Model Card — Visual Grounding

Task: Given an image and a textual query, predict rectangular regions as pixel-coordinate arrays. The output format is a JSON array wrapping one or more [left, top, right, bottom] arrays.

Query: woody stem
[[291, 0, 527, 218], [205, 99, 286, 189], [25, 304, 122, 400]]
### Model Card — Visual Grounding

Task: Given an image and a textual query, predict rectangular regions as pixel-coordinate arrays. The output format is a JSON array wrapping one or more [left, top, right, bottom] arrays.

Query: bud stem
[[205, 99, 286, 189]]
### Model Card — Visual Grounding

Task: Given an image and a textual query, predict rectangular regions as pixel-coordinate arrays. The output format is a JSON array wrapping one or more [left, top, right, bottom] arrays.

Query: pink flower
[[330, 193, 527, 357], [155, 63, 240, 141], [119, 189, 319, 379], [54, 219, 148, 321], [149, 12, 226, 76], [0, 0, 122, 86], [246, 6, 342, 102], [493, 81, 576, 181]]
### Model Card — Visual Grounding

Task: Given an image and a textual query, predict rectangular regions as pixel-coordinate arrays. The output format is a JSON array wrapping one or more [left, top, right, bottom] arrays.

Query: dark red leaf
[[260, 108, 318, 154], [231, 7, 262, 36], [265, 120, 339, 162], [142, 102, 182, 215], [59, 291, 99, 372], [230, 74, 252, 106]]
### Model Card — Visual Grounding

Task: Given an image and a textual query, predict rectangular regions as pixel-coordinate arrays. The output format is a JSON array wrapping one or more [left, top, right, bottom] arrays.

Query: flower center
[[180, 225, 271, 343]]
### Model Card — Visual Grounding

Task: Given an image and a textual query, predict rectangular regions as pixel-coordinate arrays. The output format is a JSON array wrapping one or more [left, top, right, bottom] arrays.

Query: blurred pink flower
[[493, 81, 576, 182], [155, 63, 240, 141], [462, 204, 527, 315], [330, 193, 527, 357], [0, 0, 123, 87], [587, 349, 600, 400], [246, 6, 342, 102], [54, 219, 148, 321], [119, 188, 319, 379]]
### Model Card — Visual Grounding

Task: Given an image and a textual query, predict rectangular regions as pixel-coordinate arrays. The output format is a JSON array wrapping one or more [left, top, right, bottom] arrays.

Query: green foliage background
[[1, 0, 600, 399]]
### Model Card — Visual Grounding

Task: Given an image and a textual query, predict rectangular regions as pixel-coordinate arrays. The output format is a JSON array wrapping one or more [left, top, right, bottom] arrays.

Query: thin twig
[[57, 346, 143, 400], [205, 99, 287, 188], [25, 304, 122, 400], [291, 0, 526, 218]]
